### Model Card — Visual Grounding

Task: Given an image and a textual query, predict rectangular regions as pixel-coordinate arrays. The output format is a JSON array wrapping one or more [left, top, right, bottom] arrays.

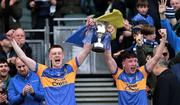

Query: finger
[[165, 0, 167, 5], [158, 0, 160, 5], [158, 29, 161, 34], [161, 0, 164, 4], [2, 95, 7, 99]]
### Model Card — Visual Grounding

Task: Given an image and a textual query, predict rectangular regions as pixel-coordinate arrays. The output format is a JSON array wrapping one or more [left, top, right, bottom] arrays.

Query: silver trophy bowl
[[92, 22, 106, 53]]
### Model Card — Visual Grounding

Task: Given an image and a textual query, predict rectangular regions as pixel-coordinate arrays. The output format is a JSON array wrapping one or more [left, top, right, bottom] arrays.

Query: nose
[[19, 67, 24, 71], [132, 61, 137, 66]]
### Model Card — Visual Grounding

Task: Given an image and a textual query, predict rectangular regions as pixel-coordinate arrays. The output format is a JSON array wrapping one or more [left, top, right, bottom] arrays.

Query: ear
[[49, 53, 52, 61], [122, 61, 125, 67], [62, 53, 65, 60]]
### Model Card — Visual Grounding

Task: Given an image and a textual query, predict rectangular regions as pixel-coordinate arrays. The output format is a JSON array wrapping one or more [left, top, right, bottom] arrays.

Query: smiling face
[[0, 62, 9, 78], [49, 47, 64, 68]]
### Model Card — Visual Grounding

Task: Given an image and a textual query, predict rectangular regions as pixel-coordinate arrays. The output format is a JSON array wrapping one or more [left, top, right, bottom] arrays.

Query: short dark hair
[[136, 0, 149, 7], [0, 57, 8, 64], [48, 45, 64, 53], [117, 51, 137, 68], [141, 24, 155, 36], [120, 51, 137, 62]]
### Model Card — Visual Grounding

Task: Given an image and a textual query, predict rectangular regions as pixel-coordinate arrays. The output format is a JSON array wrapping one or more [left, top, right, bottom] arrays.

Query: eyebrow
[[0, 64, 8, 67]]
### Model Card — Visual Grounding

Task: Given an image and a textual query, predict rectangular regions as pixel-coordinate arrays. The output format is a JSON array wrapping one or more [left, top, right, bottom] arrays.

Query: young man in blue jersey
[[103, 28, 166, 104], [6, 18, 96, 105]]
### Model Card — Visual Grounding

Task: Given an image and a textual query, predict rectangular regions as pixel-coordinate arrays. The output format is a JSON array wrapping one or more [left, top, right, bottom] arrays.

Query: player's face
[[16, 58, 29, 77], [49, 48, 64, 68], [123, 58, 138, 74], [0, 63, 9, 77], [137, 6, 149, 15]]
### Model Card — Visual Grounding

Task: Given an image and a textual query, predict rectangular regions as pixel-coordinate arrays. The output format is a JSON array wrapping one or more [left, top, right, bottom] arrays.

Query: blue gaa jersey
[[35, 58, 79, 105], [113, 66, 148, 105]]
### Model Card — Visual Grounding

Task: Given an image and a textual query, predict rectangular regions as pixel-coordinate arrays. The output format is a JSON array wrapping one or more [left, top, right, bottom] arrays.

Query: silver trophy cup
[[92, 22, 106, 53]]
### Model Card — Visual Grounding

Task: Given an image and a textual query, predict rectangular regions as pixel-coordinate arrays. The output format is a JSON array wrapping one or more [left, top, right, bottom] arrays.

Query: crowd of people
[[0, 0, 180, 105]]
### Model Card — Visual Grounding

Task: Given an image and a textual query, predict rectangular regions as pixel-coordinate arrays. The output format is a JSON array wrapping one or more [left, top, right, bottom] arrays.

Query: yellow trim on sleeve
[[67, 58, 78, 73]]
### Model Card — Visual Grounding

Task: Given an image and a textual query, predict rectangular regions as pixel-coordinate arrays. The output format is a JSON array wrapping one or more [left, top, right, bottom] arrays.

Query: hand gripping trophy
[[65, 9, 124, 51]]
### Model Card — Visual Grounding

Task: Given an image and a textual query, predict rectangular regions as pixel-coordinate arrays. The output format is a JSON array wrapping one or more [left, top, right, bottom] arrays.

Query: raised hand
[[86, 17, 96, 26], [159, 0, 167, 14], [158, 29, 167, 40], [135, 33, 143, 46], [106, 25, 115, 34], [7, 56, 17, 64], [6, 29, 15, 40], [123, 19, 132, 31]]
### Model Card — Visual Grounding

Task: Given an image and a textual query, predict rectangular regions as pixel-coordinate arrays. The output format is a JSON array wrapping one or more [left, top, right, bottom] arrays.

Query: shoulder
[[147, 15, 153, 19], [9, 75, 19, 83], [29, 71, 39, 77], [133, 13, 141, 19]]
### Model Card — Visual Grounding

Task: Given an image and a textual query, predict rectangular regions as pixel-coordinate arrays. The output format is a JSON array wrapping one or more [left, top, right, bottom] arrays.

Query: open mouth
[[131, 66, 136, 70], [55, 59, 61, 63]]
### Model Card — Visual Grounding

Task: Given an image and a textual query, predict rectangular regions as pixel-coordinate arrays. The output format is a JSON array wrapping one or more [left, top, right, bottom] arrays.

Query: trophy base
[[92, 43, 105, 53]]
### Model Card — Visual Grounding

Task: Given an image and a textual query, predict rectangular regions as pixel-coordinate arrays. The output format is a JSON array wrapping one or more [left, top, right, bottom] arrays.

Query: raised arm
[[76, 41, 92, 65], [11, 39, 36, 71], [104, 26, 118, 73], [7, 30, 36, 71], [145, 29, 166, 72], [76, 17, 94, 65], [159, 0, 180, 53], [159, 0, 167, 20], [104, 50, 118, 73]]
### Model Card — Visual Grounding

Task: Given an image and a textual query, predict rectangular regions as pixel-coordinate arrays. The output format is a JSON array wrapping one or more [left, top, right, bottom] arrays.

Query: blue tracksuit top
[[161, 19, 180, 54], [8, 71, 45, 105], [132, 13, 154, 26]]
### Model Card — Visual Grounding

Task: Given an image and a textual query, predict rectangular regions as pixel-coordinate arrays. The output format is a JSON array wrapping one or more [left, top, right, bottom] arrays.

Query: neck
[[140, 13, 147, 17], [52, 65, 61, 68], [0, 75, 8, 81]]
